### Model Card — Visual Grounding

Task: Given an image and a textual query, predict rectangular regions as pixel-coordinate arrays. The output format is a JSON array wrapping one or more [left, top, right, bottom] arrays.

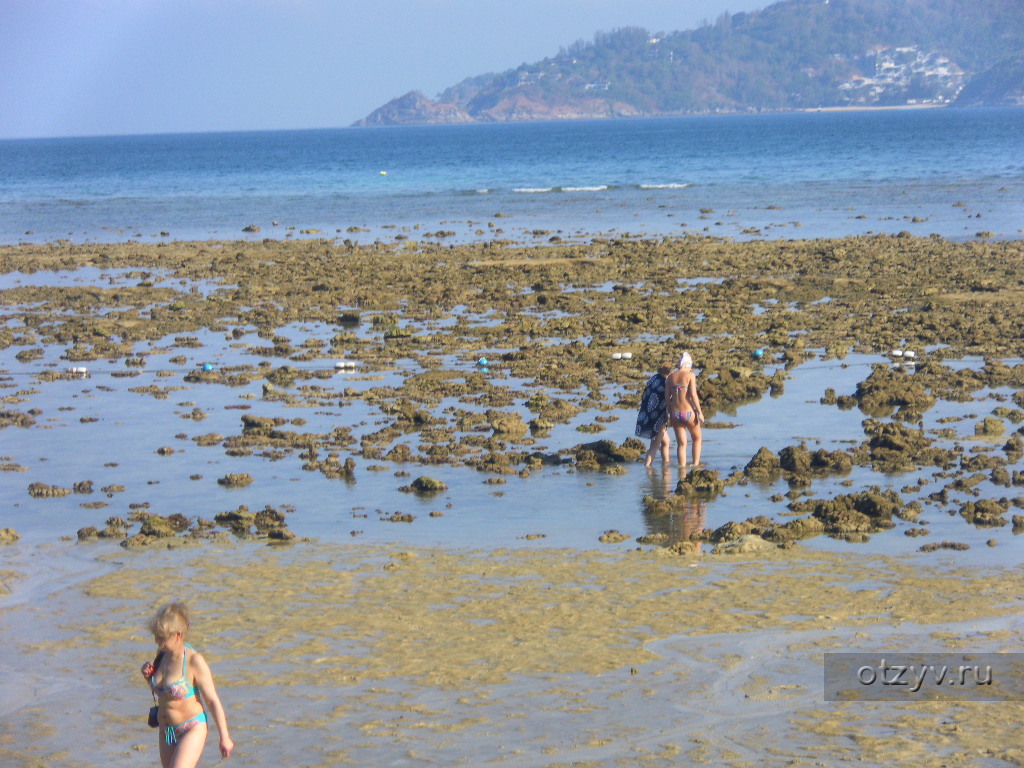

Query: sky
[[0, 0, 771, 139]]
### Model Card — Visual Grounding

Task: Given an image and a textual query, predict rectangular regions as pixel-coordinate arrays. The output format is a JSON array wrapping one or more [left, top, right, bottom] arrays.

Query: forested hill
[[355, 0, 1024, 125]]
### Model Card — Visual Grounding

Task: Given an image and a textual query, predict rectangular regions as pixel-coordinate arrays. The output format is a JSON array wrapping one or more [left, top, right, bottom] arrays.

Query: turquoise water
[[1, 108, 1022, 244]]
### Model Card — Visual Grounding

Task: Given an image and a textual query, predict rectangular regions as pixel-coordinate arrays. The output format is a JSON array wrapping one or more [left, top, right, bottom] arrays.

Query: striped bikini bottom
[[164, 711, 207, 746]]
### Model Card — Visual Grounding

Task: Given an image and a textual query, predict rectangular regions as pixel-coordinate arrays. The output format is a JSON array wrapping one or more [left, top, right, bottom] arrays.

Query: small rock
[[676, 468, 726, 499], [976, 417, 1005, 437], [712, 534, 777, 555], [409, 476, 448, 493], [217, 473, 254, 488], [1, 528, 21, 545], [919, 541, 970, 552], [28, 482, 72, 498], [266, 528, 296, 543]]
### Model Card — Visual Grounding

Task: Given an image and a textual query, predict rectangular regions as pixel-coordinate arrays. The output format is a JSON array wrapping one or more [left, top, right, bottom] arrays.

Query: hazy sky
[[1, 0, 770, 139]]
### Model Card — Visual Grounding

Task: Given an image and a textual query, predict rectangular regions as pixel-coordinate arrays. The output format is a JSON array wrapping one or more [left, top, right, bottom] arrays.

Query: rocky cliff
[[352, 91, 473, 127]]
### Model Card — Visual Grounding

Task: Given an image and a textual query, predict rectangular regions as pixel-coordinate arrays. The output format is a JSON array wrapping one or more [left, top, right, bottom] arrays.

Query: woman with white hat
[[664, 352, 705, 470]]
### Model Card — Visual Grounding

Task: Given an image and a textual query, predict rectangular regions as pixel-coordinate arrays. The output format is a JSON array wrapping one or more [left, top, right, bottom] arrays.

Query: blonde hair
[[148, 602, 190, 640], [658, 362, 674, 376]]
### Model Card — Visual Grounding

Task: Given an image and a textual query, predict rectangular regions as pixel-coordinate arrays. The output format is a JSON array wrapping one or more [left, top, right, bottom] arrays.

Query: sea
[[1, 106, 1023, 245]]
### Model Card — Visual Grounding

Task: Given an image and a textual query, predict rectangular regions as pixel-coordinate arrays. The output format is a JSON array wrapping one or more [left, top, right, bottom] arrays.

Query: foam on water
[[2, 108, 1022, 244]]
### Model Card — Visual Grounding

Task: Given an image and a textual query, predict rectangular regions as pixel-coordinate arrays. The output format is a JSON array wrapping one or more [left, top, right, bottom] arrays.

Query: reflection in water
[[646, 464, 677, 498], [641, 466, 708, 547]]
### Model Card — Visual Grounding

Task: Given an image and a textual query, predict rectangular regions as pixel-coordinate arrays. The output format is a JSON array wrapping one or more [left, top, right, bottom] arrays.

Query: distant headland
[[354, 0, 1024, 126]]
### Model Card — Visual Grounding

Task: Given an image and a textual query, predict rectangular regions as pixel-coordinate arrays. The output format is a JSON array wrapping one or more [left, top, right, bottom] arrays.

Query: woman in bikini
[[664, 352, 705, 470], [142, 602, 233, 767]]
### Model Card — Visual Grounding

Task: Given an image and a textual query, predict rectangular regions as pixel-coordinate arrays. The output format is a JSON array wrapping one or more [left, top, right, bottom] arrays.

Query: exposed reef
[[3, 234, 1024, 548]]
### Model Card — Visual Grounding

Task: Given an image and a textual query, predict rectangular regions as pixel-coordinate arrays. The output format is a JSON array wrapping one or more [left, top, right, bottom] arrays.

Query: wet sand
[[2, 543, 1023, 766]]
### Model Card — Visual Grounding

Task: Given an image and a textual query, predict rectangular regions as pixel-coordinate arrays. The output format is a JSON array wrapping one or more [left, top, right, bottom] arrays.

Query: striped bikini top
[[149, 644, 197, 701]]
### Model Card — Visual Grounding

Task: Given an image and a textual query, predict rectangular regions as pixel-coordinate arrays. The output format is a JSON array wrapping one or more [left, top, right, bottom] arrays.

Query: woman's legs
[[672, 424, 688, 469], [687, 421, 703, 466], [159, 721, 208, 768], [645, 427, 671, 467], [644, 431, 661, 467], [159, 729, 173, 768]]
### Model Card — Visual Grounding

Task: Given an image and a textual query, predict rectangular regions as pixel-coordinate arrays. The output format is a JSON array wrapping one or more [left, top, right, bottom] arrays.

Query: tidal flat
[[2, 234, 1024, 766], [3, 544, 1024, 766]]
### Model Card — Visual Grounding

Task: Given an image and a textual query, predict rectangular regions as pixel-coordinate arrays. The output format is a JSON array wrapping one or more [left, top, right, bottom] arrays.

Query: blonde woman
[[141, 603, 233, 766], [664, 352, 705, 469]]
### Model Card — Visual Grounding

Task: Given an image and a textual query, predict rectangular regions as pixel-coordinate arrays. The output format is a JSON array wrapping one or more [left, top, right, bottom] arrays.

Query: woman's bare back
[[665, 369, 696, 413]]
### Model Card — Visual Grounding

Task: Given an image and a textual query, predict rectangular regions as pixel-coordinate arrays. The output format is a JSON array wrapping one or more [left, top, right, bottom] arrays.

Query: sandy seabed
[[1, 541, 1023, 768]]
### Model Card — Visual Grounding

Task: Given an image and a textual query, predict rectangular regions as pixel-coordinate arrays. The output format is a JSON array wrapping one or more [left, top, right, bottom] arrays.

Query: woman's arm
[[191, 651, 234, 758], [687, 375, 705, 423]]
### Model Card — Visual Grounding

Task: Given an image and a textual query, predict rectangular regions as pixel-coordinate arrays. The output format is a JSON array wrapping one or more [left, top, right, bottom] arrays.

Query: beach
[[2, 232, 1024, 765], [3, 542, 1024, 767]]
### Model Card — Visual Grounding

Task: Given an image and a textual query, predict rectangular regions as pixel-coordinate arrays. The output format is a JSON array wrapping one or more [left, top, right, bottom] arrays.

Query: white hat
[[678, 352, 693, 370]]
